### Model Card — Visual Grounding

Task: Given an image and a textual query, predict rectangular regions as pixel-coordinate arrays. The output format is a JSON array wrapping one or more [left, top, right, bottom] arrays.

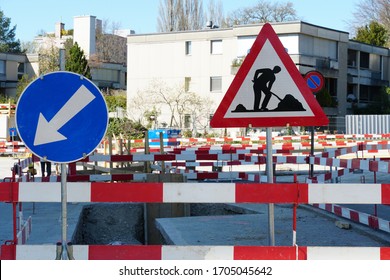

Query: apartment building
[[0, 16, 128, 96], [0, 52, 37, 98], [126, 21, 390, 135], [32, 15, 127, 90], [0, 15, 128, 139]]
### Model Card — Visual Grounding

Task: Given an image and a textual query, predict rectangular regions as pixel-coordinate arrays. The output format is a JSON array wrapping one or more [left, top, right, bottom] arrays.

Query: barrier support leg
[[66, 242, 75, 260], [55, 242, 63, 260]]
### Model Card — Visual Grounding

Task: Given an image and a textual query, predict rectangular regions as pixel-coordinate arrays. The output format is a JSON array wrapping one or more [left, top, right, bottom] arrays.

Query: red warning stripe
[[91, 182, 163, 203], [234, 246, 307, 260], [88, 245, 162, 260], [235, 183, 308, 203]]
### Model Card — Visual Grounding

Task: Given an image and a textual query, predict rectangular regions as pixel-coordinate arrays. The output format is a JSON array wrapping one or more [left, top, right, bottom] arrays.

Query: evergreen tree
[[354, 21, 389, 47], [0, 8, 22, 53], [65, 42, 91, 79]]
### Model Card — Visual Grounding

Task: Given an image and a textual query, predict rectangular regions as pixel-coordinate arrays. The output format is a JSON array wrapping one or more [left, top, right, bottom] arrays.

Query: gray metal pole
[[266, 127, 275, 246], [310, 126, 314, 178], [61, 163, 68, 260]]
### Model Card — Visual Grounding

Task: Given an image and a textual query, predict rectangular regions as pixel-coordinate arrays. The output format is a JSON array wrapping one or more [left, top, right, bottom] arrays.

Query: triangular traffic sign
[[210, 23, 329, 128]]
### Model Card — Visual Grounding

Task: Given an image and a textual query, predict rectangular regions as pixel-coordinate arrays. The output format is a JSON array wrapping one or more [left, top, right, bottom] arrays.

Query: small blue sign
[[9, 127, 16, 137], [148, 129, 181, 147], [16, 71, 108, 163]]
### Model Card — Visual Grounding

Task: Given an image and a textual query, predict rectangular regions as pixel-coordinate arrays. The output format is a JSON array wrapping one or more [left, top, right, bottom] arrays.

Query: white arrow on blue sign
[[16, 71, 108, 163]]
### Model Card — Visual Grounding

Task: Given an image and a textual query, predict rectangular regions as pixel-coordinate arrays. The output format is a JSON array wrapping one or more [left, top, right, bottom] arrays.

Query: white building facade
[[32, 15, 127, 91], [127, 21, 390, 135]]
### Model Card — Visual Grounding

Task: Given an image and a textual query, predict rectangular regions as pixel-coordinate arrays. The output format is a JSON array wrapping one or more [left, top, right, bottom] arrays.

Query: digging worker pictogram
[[252, 65, 281, 111]]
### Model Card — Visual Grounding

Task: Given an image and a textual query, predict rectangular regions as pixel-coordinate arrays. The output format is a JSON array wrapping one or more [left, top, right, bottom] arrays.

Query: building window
[[347, 50, 357, 67], [184, 114, 191, 128], [210, 76, 222, 92], [184, 77, 191, 92], [360, 52, 369, 69], [18, 63, 25, 80], [185, 41, 192, 55], [210, 40, 222, 54], [0, 60, 5, 75]]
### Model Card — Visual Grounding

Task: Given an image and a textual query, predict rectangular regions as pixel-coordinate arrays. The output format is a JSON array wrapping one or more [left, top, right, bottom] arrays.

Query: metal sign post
[[15, 72, 109, 260], [304, 71, 324, 179], [266, 127, 275, 245], [61, 163, 67, 260]]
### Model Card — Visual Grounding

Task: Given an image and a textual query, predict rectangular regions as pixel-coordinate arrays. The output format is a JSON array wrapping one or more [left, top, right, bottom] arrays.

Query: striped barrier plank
[[305, 168, 354, 183], [0, 141, 27, 154], [309, 156, 390, 173], [80, 153, 311, 164], [120, 134, 390, 144], [312, 204, 390, 233], [1, 245, 389, 260], [25, 173, 148, 183], [0, 182, 389, 204], [25, 171, 265, 182]]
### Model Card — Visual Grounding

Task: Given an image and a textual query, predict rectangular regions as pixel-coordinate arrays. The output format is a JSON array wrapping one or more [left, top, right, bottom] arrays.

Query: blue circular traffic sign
[[16, 71, 108, 163], [304, 71, 324, 93]]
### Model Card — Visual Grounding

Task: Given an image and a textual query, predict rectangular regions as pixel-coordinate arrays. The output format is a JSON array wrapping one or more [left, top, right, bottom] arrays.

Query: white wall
[[73, 15, 96, 59]]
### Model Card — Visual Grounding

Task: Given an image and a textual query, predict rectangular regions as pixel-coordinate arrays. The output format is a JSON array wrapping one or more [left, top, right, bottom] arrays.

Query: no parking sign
[[304, 71, 325, 93]]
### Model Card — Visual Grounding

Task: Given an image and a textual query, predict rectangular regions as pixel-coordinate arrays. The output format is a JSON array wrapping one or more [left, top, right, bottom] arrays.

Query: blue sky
[[1, 0, 359, 42]]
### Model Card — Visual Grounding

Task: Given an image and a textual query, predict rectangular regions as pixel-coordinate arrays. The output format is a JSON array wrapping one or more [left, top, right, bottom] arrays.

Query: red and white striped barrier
[[0, 141, 27, 154], [305, 168, 354, 183], [28, 173, 148, 183], [309, 156, 390, 173], [99, 134, 390, 155], [17, 172, 267, 182], [0, 182, 389, 204], [168, 169, 269, 181], [1, 244, 389, 260], [17, 157, 34, 170], [312, 204, 390, 233], [7, 134, 390, 156], [81, 153, 310, 165], [169, 145, 308, 155], [124, 134, 390, 145]]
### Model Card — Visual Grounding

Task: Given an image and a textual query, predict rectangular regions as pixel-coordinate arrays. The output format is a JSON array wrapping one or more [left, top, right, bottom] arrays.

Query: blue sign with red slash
[[304, 71, 324, 93]]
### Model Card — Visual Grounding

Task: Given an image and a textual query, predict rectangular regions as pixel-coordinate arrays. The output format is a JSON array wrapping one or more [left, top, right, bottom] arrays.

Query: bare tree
[[21, 41, 39, 54], [225, 0, 298, 26], [185, 92, 215, 136], [147, 80, 191, 127], [352, 0, 390, 32], [182, 0, 204, 30], [128, 79, 212, 131], [205, 0, 226, 27], [157, 0, 205, 32], [38, 40, 60, 75], [272, 1, 297, 22], [157, 0, 177, 32], [93, 19, 127, 64]]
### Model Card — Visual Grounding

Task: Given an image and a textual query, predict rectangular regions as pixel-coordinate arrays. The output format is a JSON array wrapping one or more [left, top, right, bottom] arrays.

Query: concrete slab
[[156, 204, 390, 247]]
